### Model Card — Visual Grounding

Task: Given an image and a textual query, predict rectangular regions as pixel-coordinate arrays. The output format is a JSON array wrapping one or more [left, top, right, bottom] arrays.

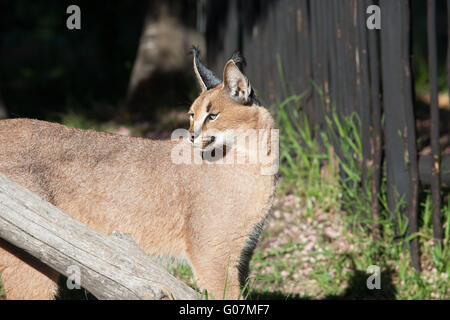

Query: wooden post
[[366, 0, 382, 240], [427, 0, 443, 242], [356, 0, 374, 226], [380, 0, 421, 271], [0, 173, 198, 300], [448, 0, 450, 102]]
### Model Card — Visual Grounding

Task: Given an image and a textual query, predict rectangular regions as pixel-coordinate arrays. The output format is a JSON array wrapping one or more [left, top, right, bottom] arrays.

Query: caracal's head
[[188, 48, 264, 151]]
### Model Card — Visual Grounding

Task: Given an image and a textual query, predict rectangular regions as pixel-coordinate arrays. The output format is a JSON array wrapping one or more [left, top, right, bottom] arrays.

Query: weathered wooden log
[[0, 172, 198, 300], [419, 154, 450, 187]]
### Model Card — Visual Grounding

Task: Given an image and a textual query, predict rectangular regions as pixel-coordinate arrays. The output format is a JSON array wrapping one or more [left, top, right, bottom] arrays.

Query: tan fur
[[0, 60, 277, 300]]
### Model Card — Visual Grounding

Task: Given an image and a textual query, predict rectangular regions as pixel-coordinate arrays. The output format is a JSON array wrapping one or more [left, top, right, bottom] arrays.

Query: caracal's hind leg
[[0, 239, 59, 300]]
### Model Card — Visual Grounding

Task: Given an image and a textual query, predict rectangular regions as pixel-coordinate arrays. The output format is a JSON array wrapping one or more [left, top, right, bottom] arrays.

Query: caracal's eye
[[208, 113, 219, 121], [189, 113, 194, 120]]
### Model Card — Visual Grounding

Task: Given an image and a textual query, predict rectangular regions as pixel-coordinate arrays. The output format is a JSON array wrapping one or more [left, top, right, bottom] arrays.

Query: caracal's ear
[[222, 56, 253, 105], [192, 47, 221, 92]]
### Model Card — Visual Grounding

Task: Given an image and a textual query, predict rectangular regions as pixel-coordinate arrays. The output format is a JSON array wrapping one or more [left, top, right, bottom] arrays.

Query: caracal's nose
[[190, 131, 200, 143]]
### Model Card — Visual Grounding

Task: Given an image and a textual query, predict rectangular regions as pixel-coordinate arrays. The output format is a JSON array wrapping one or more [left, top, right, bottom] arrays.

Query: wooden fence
[[203, 0, 449, 271]]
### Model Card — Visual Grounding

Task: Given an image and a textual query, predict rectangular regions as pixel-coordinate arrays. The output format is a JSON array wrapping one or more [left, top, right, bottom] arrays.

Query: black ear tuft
[[230, 51, 247, 71], [192, 47, 222, 91]]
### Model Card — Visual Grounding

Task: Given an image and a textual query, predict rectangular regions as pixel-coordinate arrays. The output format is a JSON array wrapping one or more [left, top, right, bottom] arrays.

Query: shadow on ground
[[249, 267, 397, 300], [55, 276, 97, 300], [324, 268, 397, 300]]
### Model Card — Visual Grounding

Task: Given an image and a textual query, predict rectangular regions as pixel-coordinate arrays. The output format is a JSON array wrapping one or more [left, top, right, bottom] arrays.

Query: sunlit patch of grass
[[167, 262, 196, 288]]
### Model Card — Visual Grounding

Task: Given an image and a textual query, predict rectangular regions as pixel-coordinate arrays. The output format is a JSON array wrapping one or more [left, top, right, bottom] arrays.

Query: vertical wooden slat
[[380, 0, 420, 271], [322, 0, 348, 171], [327, 0, 339, 117], [279, 0, 301, 123], [322, 0, 331, 116], [333, 0, 344, 116], [282, 0, 295, 97], [270, 1, 281, 104], [356, 0, 373, 220], [224, 0, 240, 61], [294, 0, 313, 129], [296, 0, 312, 113], [205, 0, 240, 74], [309, 0, 320, 129], [255, 0, 265, 103], [448, 0, 450, 100], [316, 0, 329, 131], [404, 0, 421, 273], [331, 0, 354, 195], [310, 0, 329, 131], [261, 0, 271, 105], [266, 0, 276, 104], [289, 0, 299, 96], [367, 0, 382, 240], [337, 0, 350, 116], [241, 0, 263, 103], [427, 0, 443, 242], [342, 0, 357, 116], [247, 1, 264, 103], [274, 0, 286, 101]]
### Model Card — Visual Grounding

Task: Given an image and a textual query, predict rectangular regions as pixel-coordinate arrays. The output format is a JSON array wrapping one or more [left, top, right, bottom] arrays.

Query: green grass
[[0, 276, 5, 299]]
